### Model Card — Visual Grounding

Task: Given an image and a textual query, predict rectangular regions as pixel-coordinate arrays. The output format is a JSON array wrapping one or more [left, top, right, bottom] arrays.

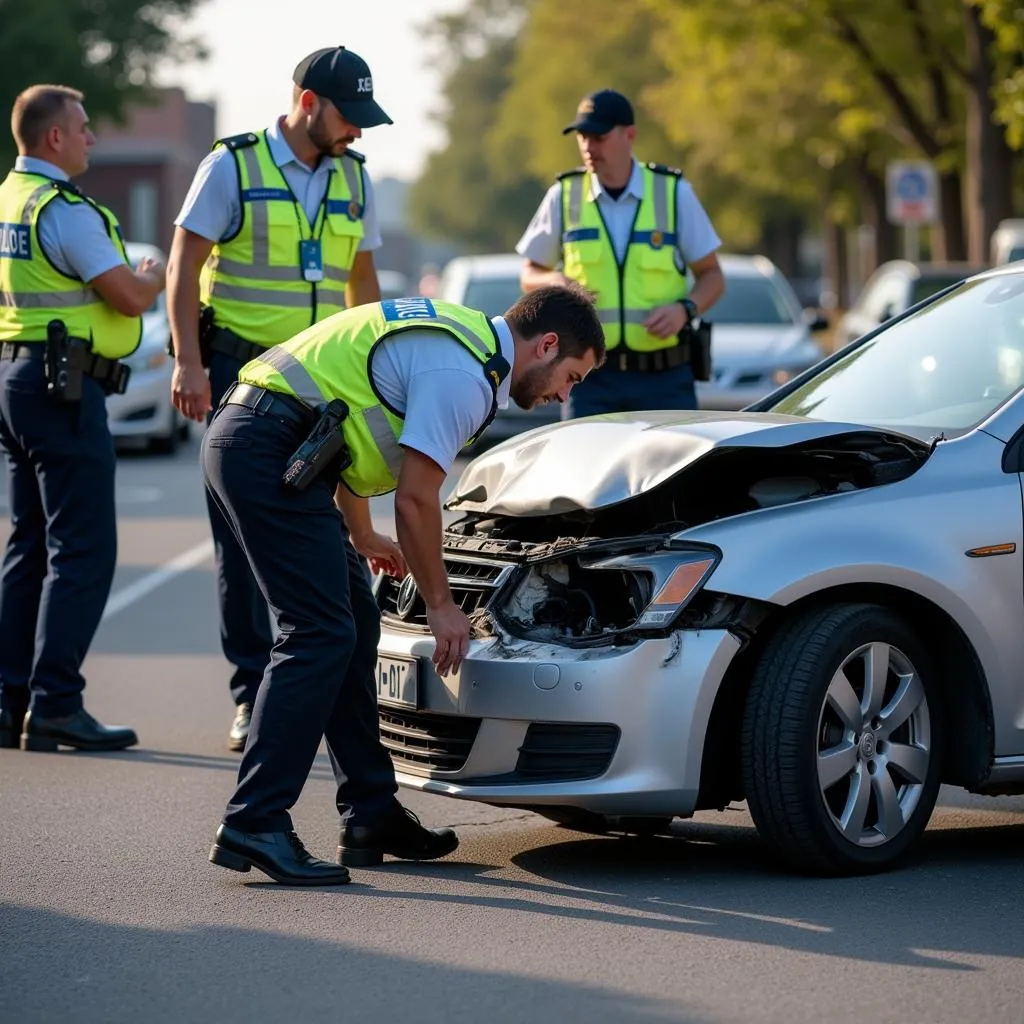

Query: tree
[[0, 0, 207, 164]]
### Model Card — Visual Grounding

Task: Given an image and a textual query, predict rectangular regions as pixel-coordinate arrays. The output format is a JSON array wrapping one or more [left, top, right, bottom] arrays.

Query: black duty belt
[[210, 329, 269, 366], [224, 382, 316, 430], [0, 342, 46, 361], [607, 343, 690, 374], [0, 339, 128, 392]]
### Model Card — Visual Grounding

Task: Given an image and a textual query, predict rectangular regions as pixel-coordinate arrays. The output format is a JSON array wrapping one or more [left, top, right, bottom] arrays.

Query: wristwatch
[[678, 298, 699, 324]]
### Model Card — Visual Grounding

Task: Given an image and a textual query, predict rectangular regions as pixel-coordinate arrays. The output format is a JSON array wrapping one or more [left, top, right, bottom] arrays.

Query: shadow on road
[[375, 817, 1024, 972], [0, 905, 695, 1024]]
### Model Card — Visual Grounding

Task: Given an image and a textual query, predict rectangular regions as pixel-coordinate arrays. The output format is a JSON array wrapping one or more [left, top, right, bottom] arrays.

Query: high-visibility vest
[[200, 130, 367, 345], [559, 162, 688, 351], [239, 297, 509, 497], [0, 170, 141, 358]]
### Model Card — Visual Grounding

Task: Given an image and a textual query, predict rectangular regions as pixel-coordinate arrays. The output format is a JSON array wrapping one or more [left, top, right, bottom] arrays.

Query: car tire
[[148, 428, 178, 455], [741, 602, 943, 876]]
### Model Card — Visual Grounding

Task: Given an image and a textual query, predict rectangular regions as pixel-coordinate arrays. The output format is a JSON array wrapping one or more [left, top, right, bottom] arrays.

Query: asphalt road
[[1, 436, 1023, 1024]]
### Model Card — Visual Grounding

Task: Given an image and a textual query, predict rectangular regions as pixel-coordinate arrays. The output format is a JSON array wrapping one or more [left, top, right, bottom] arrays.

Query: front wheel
[[741, 603, 943, 875]]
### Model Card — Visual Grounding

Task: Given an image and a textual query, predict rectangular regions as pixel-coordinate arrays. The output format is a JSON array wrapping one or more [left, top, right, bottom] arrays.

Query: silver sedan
[[373, 265, 1024, 875]]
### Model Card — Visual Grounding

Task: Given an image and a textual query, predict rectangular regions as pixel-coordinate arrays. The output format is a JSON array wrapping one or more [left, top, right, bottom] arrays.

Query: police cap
[[293, 46, 393, 129]]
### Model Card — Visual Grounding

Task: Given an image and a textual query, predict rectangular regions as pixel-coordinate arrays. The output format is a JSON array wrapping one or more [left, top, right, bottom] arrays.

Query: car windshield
[[709, 275, 797, 325], [461, 277, 524, 318], [769, 273, 1024, 433]]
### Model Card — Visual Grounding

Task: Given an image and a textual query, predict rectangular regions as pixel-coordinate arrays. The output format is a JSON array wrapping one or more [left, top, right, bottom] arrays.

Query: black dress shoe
[[210, 825, 351, 886], [227, 703, 252, 752], [20, 708, 138, 752], [0, 697, 29, 749], [338, 805, 459, 867]]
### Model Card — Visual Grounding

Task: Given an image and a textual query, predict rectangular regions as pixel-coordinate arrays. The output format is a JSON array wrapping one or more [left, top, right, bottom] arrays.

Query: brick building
[[78, 88, 216, 255]]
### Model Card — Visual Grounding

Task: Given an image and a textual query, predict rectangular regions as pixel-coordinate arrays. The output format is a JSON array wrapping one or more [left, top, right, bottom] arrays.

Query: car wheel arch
[[694, 581, 993, 816]]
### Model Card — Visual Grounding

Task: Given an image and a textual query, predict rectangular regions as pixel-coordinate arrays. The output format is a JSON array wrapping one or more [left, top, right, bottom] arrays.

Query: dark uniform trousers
[[201, 401, 399, 832], [567, 360, 698, 419], [0, 353, 117, 718], [207, 348, 274, 708]]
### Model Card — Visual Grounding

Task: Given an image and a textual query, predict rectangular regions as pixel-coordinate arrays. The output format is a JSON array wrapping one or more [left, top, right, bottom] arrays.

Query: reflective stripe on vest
[[0, 171, 141, 357], [238, 299, 502, 497], [200, 132, 365, 346], [560, 165, 688, 352]]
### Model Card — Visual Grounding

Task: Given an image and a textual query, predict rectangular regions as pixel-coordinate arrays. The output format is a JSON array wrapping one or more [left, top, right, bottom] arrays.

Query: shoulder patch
[[215, 132, 260, 152], [645, 161, 684, 178], [344, 148, 366, 164], [52, 179, 83, 199], [556, 166, 586, 182]]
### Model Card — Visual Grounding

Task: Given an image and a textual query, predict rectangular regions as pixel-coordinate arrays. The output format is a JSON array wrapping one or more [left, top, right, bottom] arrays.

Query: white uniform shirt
[[14, 156, 125, 282], [371, 314, 514, 474], [516, 158, 721, 271], [174, 118, 382, 250]]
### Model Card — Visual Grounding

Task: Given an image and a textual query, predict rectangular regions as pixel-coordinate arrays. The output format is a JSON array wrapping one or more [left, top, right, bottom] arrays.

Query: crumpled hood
[[447, 411, 920, 517]]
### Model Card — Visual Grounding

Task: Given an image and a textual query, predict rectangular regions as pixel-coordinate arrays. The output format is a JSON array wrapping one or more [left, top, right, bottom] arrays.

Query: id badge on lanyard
[[299, 239, 324, 282]]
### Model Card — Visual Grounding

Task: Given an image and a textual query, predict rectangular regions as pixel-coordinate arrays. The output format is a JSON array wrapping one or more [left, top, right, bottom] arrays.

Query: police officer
[[517, 89, 725, 416], [0, 85, 165, 751], [167, 46, 392, 752], [204, 286, 604, 885]]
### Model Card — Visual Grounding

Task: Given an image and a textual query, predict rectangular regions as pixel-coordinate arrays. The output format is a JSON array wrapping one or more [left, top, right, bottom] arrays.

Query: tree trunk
[[823, 216, 851, 311], [934, 169, 967, 261], [964, 4, 1016, 263], [856, 158, 897, 271], [760, 212, 804, 279]]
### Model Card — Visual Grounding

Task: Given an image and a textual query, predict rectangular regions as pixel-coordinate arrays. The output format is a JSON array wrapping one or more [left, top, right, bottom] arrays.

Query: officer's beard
[[511, 361, 560, 410], [308, 110, 356, 157]]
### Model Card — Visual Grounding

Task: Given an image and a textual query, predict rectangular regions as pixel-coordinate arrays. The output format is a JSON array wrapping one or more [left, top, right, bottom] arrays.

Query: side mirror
[[802, 308, 829, 333]]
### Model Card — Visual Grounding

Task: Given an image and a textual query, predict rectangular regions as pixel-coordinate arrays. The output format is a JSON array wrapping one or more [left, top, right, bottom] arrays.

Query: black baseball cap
[[293, 46, 393, 128], [562, 89, 634, 135]]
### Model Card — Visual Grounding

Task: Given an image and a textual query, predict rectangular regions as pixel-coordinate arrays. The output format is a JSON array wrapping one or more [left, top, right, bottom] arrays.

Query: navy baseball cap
[[293, 46, 393, 128], [562, 89, 635, 135]]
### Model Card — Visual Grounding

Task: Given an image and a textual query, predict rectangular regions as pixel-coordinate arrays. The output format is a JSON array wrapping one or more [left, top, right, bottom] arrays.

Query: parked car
[[696, 254, 827, 410], [373, 263, 1024, 876], [105, 242, 189, 455], [438, 253, 559, 442], [835, 260, 988, 347], [991, 219, 1024, 266]]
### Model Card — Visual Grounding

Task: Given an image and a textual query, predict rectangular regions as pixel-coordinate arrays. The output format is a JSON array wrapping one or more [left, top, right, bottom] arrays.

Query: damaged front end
[[377, 424, 931, 650]]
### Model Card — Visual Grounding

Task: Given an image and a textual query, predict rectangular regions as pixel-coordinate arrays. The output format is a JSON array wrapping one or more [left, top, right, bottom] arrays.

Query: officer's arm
[[346, 251, 381, 309], [394, 450, 450, 609], [167, 226, 215, 365], [520, 259, 572, 293], [89, 263, 165, 317], [687, 251, 725, 314]]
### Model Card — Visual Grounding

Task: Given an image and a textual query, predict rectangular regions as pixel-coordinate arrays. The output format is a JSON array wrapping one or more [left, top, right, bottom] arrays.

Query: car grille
[[377, 555, 516, 628], [379, 707, 481, 775]]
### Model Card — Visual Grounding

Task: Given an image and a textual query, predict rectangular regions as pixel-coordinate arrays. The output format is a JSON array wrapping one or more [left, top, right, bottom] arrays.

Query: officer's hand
[[426, 600, 472, 677], [643, 302, 688, 339], [171, 361, 212, 422], [136, 256, 166, 289], [352, 530, 407, 578]]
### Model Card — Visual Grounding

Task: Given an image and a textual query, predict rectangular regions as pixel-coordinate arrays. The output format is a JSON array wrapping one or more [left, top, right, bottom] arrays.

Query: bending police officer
[[0, 85, 165, 751], [167, 46, 392, 751], [204, 286, 604, 885], [517, 89, 725, 416]]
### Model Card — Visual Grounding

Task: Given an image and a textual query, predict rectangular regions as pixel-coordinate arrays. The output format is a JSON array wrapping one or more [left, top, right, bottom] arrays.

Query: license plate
[[375, 655, 418, 709]]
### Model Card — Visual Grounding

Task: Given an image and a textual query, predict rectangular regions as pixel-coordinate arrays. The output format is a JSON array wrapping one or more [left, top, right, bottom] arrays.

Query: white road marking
[[101, 539, 214, 622]]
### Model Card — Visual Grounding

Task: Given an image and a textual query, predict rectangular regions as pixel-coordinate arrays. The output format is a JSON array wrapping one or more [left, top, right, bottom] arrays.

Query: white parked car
[[105, 242, 189, 455], [696, 254, 828, 410]]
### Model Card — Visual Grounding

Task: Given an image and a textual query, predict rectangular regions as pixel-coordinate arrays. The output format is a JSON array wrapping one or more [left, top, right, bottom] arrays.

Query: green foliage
[[0, 0, 206, 162], [970, 0, 1024, 148]]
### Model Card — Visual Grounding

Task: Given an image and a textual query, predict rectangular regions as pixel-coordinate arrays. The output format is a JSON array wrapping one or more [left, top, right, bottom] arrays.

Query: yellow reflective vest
[[0, 170, 141, 358], [560, 163, 689, 352], [238, 298, 509, 497], [200, 131, 367, 346]]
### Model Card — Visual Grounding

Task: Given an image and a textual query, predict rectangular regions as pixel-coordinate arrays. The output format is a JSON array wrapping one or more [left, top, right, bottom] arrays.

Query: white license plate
[[375, 655, 418, 709]]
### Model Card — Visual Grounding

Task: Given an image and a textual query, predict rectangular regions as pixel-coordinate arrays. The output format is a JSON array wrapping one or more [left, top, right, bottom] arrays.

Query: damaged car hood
[[447, 411, 927, 517]]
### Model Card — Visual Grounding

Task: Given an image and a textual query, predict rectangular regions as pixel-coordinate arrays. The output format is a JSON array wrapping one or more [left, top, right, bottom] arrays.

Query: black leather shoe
[[227, 703, 252, 752], [20, 708, 138, 752], [0, 696, 29, 749], [210, 825, 351, 885], [338, 806, 459, 867]]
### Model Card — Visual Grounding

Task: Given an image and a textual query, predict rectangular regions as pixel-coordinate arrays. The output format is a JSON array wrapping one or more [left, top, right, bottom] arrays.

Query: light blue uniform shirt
[[174, 118, 382, 250], [516, 158, 721, 271], [13, 156, 125, 282]]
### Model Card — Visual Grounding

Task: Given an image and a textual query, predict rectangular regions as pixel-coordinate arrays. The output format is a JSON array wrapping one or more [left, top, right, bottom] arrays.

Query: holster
[[169, 305, 216, 367], [45, 320, 89, 403], [677, 319, 713, 382], [282, 398, 353, 491]]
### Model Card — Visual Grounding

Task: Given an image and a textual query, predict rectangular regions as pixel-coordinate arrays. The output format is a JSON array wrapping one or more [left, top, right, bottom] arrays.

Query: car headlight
[[498, 546, 719, 645]]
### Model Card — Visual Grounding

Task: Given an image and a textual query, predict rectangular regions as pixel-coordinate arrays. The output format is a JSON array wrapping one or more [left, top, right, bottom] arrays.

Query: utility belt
[[223, 382, 352, 491], [168, 307, 269, 368], [0, 322, 131, 400], [606, 320, 713, 381]]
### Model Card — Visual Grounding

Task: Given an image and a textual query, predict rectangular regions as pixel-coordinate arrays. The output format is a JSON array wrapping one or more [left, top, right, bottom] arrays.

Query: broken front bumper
[[375, 624, 742, 817]]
